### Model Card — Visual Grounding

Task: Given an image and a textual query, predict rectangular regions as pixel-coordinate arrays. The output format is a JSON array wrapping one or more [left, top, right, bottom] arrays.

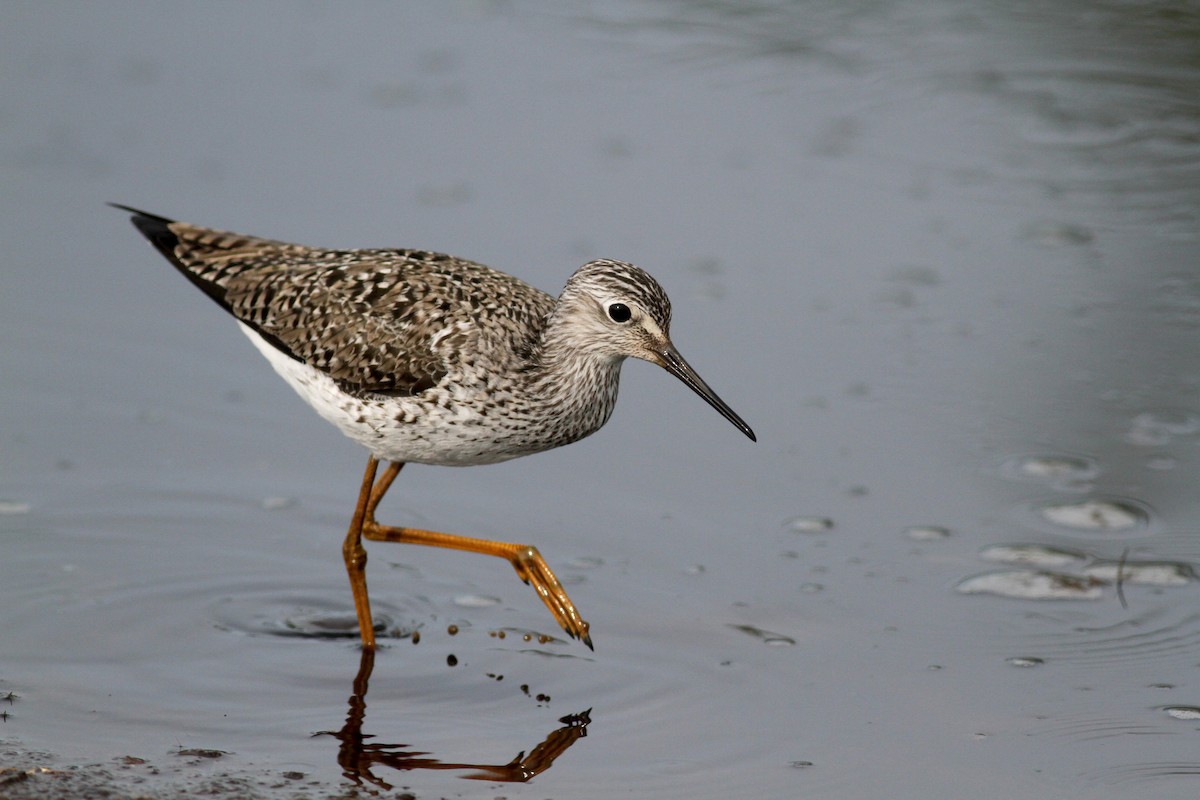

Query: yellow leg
[[343, 455, 592, 649], [342, 456, 381, 649]]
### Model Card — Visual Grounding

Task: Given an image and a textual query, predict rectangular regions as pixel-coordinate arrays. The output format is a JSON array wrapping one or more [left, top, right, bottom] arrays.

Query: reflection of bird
[[321, 648, 594, 788], [115, 204, 755, 649]]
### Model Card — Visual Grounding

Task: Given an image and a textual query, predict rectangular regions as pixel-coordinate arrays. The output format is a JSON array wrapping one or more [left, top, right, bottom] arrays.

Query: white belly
[[238, 323, 531, 466]]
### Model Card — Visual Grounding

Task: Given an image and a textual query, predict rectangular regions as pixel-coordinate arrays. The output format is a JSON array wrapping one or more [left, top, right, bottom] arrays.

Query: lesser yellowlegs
[[114, 204, 755, 649]]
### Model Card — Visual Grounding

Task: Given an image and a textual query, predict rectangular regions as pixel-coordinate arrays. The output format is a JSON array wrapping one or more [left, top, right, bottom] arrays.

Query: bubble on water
[[453, 594, 501, 608], [1006, 656, 1045, 668], [1037, 498, 1151, 534], [1163, 706, 1200, 720], [956, 570, 1106, 600], [785, 516, 834, 533], [905, 525, 951, 541], [979, 544, 1087, 568], [1082, 560, 1196, 586]]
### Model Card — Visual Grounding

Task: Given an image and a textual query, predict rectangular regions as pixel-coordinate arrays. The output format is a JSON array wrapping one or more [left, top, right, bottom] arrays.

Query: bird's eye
[[607, 303, 632, 323]]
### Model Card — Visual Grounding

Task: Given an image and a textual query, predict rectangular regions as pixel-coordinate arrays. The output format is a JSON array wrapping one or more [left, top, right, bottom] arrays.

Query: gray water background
[[2, 2, 1200, 797]]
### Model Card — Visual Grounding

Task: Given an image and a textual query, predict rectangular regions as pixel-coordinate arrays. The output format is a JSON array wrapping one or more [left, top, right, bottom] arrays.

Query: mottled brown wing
[[118, 206, 455, 396], [218, 257, 453, 395]]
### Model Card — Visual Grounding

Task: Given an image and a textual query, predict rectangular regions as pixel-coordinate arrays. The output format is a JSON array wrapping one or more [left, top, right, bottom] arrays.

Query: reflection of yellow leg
[[319, 645, 592, 787], [345, 454, 592, 649]]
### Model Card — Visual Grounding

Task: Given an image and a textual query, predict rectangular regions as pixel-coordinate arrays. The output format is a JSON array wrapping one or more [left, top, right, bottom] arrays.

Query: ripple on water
[[1085, 762, 1200, 787], [1012, 610, 1200, 667], [1126, 409, 1200, 446], [1034, 713, 1169, 743], [210, 591, 422, 640]]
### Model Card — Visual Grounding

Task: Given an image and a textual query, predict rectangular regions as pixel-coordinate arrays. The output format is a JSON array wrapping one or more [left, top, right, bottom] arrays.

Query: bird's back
[[119, 206, 557, 399]]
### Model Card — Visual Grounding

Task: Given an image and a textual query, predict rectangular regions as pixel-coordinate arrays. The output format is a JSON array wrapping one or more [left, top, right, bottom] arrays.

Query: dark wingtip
[[107, 202, 175, 226], [109, 202, 182, 264]]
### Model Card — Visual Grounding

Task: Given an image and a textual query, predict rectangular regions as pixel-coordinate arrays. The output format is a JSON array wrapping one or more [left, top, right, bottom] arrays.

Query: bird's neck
[[524, 316, 624, 441]]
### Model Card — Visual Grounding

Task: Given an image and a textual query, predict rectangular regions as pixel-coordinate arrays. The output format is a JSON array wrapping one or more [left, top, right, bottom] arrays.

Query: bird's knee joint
[[343, 543, 368, 570]]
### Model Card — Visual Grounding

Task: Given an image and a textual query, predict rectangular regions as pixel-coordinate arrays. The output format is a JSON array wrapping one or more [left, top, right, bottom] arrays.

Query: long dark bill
[[657, 344, 756, 442]]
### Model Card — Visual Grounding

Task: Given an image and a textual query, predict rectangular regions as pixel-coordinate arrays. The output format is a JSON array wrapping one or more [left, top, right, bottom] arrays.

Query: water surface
[[3, 2, 1200, 797]]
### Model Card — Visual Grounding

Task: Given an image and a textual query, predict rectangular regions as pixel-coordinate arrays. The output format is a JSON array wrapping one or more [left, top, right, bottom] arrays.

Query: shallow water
[[3, 1, 1200, 797]]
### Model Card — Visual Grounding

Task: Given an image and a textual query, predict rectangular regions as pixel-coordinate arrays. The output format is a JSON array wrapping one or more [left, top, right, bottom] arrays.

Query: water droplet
[[799, 582, 824, 594], [683, 564, 706, 575], [454, 594, 501, 608], [979, 544, 1087, 568], [1038, 498, 1150, 533], [956, 570, 1106, 600], [1006, 656, 1045, 668], [1163, 706, 1200, 720], [566, 555, 604, 569], [905, 525, 952, 541], [785, 516, 834, 533]]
